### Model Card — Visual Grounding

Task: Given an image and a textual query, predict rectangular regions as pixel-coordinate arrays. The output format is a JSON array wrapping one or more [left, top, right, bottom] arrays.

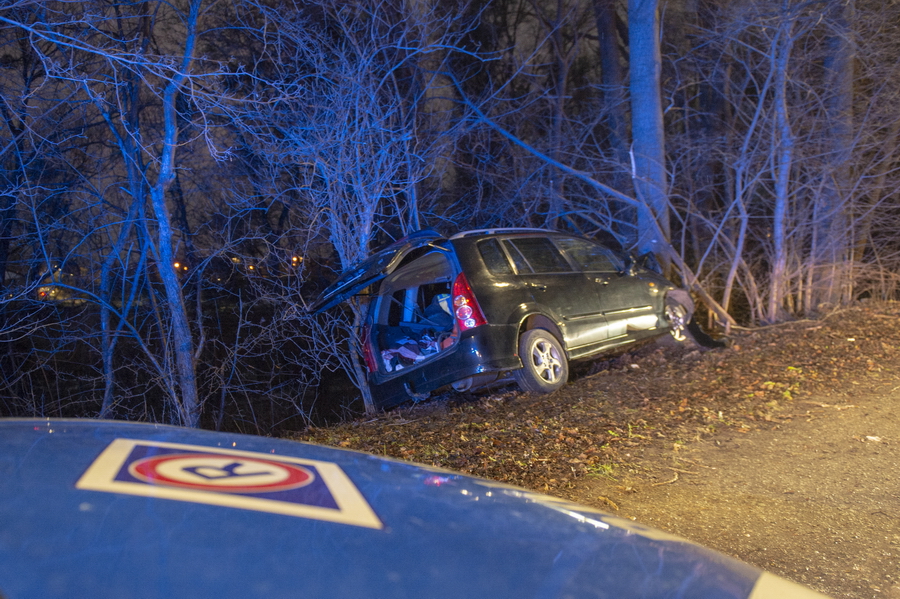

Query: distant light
[[248, 265, 255, 270], [174, 262, 181, 269]]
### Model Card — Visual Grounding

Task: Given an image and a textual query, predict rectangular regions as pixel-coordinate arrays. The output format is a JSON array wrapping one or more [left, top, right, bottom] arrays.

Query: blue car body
[[0, 419, 827, 599]]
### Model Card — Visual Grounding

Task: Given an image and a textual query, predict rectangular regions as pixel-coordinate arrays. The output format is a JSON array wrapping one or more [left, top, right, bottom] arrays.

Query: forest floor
[[295, 302, 900, 599]]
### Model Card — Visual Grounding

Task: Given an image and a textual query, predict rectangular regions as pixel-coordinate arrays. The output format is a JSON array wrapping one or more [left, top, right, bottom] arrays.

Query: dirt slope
[[296, 302, 900, 598], [580, 381, 900, 599]]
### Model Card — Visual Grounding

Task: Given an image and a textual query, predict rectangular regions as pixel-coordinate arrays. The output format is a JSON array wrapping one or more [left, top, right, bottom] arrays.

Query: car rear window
[[555, 237, 622, 272], [502, 238, 573, 273], [477, 239, 514, 275]]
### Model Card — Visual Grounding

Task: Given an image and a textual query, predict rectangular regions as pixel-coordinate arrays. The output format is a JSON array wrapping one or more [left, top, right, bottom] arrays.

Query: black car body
[[311, 229, 692, 409]]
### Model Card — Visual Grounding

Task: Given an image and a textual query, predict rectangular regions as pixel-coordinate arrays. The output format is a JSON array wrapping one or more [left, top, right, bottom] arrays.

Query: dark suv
[[310, 229, 693, 409]]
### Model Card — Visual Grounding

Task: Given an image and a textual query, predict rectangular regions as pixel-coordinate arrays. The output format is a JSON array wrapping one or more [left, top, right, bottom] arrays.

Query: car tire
[[514, 329, 568, 394], [663, 292, 728, 349], [664, 290, 694, 342], [665, 301, 691, 342]]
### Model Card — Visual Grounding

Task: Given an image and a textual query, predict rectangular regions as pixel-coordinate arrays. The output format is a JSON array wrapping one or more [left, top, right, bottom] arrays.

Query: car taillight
[[359, 325, 377, 373], [451, 272, 487, 330]]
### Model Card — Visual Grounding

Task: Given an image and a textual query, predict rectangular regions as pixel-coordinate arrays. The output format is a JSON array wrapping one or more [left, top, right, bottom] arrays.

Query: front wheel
[[665, 302, 690, 341], [664, 290, 694, 342], [514, 329, 568, 394]]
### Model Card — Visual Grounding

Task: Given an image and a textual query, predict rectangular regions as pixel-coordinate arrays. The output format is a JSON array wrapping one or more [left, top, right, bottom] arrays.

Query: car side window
[[503, 237, 573, 273], [555, 238, 622, 273], [477, 239, 514, 275], [501, 240, 532, 272]]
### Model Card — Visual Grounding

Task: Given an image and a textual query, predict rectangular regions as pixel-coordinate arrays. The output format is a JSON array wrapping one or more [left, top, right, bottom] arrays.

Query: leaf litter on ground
[[293, 303, 900, 501]]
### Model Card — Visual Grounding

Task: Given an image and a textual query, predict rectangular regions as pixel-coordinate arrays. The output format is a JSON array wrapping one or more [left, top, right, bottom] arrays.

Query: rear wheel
[[514, 329, 568, 394]]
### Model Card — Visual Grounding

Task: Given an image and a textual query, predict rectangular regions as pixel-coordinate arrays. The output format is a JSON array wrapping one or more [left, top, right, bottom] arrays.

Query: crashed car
[[0, 418, 828, 599], [311, 228, 695, 409]]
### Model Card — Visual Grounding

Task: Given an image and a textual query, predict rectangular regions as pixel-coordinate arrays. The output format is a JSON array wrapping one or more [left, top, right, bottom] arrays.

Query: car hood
[[308, 230, 445, 312], [0, 418, 828, 599]]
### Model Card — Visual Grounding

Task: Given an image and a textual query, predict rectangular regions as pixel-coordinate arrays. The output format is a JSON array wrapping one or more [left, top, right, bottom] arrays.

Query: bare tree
[[229, 0, 477, 413], [0, 0, 237, 425], [628, 0, 670, 259], [663, 0, 900, 325]]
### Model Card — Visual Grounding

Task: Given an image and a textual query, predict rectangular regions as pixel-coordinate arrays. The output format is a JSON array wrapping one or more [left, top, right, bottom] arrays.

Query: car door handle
[[528, 283, 547, 291]]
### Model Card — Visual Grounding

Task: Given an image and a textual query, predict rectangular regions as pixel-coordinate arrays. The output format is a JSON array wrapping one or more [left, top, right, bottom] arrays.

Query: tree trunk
[[810, 0, 854, 310], [628, 0, 670, 259], [593, 0, 635, 240], [146, 0, 203, 427], [349, 302, 377, 415], [767, 10, 794, 324], [99, 194, 142, 419]]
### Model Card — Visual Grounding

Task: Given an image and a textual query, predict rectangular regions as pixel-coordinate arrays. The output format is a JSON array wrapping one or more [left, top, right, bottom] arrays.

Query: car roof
[[309, 228, 574, 312], [449, 228, 556, 239]]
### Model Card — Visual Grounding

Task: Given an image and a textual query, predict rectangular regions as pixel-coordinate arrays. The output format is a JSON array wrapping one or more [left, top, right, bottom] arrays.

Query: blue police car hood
[[0, 419, 828, 599]]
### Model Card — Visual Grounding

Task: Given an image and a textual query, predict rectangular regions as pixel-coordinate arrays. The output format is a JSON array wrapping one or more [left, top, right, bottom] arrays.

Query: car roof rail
[[449, 228, 556, 239]]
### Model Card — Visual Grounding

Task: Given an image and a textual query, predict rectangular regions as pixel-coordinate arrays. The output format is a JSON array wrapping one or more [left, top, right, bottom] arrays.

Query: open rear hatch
[[307, 230, 445, 313]]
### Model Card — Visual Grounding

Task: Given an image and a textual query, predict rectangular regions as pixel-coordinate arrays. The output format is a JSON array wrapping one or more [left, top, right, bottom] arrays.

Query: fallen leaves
[[294, 303, 900, 499]]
